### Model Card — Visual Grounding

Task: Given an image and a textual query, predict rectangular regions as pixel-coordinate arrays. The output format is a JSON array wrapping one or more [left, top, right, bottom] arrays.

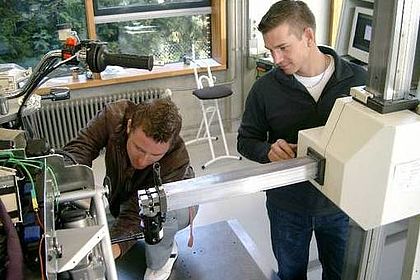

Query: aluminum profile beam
[[163, 156, 318, 212]]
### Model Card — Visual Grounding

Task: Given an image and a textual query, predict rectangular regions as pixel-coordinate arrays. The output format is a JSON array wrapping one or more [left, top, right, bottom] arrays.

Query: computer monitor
[[348, 7, 373, 64]]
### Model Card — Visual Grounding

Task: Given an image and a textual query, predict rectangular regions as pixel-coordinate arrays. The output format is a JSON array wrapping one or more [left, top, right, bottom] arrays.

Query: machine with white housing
[[297, 91, 420, 230]]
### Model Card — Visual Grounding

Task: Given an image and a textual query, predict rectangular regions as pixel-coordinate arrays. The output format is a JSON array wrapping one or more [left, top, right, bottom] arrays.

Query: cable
[[2, 157, 60, 195], [0, 155, 60, 211], [0, 153, 58, 280], [11, 50, 63, 129], [35, 211, 44, 232], [38, 235, 45, 280], [7, 50, 62, 100]]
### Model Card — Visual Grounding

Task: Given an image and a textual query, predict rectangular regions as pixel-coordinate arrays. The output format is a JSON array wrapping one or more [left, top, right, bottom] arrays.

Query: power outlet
[[249, 18, 259, 56]]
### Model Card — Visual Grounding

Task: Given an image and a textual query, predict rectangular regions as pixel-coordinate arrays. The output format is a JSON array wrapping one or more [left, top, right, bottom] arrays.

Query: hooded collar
[[274, 46, 355, 86]]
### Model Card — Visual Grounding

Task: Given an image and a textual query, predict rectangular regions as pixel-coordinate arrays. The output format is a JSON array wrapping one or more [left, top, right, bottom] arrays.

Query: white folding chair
[[186, 61, 241, 169]]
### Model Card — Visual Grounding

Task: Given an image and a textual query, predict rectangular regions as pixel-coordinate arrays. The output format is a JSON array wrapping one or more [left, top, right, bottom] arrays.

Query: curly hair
[[258, 0, 316, 38], [130, 98, 182, 143]]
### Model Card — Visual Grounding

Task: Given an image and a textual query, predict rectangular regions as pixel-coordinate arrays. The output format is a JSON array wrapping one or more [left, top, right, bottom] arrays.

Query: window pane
[[0, 1, 87, 68], [96, 14, 211, 64], [95, 0, 210, 15]]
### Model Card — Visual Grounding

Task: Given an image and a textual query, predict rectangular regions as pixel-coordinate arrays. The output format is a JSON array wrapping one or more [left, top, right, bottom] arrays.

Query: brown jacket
[[64, 99, 192, 255]]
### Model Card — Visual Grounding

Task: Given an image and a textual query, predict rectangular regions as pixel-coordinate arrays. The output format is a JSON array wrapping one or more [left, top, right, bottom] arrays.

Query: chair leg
[[201, 100, 216, 160], [185, 104, 217, 146], [214, 100, 230, 155], [195, 118, 205, 139], [201, 100, 241, 169], [187, 99, 241, 169]]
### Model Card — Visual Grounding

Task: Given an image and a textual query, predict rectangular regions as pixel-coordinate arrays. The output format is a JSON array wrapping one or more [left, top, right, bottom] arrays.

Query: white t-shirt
[[294, 55, 335, 102]]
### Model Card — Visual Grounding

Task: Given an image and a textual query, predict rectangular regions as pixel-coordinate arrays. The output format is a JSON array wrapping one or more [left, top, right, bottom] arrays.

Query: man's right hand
[[268, 139, 297, 162]]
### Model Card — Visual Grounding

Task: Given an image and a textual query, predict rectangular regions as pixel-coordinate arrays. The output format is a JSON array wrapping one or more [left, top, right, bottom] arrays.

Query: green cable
[[7, 159, 38, 210], [2, 155, 69, 209], [0, 151, 15, 158]]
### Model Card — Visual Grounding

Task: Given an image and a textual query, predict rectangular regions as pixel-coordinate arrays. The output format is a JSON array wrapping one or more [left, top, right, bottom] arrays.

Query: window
[[0, 1, 87, 68], [93, 0, 212, 64], [94, 0, 210, 15], [0, 0, 226, 77]]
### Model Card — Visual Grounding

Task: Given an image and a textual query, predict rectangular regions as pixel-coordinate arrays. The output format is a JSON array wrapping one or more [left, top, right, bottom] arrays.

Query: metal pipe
[[58, 189, 97, 203], [92, 185, 118, 280]]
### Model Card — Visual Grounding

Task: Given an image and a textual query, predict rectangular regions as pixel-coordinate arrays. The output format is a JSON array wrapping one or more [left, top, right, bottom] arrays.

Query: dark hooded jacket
[[238, 46, 367, 215]]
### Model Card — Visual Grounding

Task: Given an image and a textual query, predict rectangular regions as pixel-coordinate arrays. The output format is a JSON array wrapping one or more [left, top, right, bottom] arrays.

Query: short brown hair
[[130, 98, 182, 143], [258, 0, 316, 38]]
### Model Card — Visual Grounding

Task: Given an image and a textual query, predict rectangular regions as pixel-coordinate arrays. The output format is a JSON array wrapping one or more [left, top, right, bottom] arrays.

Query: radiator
[[26, 88, 171, 149]]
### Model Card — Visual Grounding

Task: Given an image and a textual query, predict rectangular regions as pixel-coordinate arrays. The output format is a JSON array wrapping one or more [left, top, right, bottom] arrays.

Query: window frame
[[87, 0, 225, 64], [93, 0, 211, 16], [40, 0, 226, 92]]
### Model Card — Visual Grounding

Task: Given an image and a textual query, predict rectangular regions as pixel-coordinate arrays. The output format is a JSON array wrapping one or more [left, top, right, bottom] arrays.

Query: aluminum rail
[[163, 156, 319, 212]]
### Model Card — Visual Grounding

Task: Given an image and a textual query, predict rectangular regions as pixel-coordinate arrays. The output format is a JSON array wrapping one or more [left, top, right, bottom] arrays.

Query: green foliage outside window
[[0, 0, 86, 68], [96, 0, 208, 10], [0, 0, 211, 69], [97, 15, 211, 64]]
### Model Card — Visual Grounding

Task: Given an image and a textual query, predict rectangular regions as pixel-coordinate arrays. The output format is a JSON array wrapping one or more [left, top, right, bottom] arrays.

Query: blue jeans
[[266, 200, 349, 280]]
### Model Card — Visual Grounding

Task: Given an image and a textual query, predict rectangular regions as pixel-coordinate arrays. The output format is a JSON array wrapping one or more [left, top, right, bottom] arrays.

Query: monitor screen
[[348, 7, 373, 64]]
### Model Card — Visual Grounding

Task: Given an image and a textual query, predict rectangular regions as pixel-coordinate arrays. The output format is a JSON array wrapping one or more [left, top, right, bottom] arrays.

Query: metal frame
[[402, 215, 420, 279], [367, 0, 419, 100], [347, 0, 420, 279], [93, 0, 210, 17], [95, 7, 212, 24], [43, 155, 117, 280]]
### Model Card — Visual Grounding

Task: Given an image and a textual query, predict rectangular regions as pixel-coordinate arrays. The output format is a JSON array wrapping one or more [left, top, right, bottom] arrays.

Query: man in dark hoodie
[[64, 97, 194, 280], [237, 1, 367, 279]]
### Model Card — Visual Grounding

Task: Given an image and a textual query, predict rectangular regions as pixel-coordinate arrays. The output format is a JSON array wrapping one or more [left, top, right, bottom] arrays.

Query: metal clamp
[[306, 147, 326, 185], [137, 163, 167, 244]]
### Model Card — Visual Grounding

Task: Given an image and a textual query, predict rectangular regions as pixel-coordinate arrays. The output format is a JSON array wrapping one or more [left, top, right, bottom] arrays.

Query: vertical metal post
[[92, 186, 118, 280], [402, 215, 420, 280], [359, 227, 387, 279], [367, 0, 419, 101]]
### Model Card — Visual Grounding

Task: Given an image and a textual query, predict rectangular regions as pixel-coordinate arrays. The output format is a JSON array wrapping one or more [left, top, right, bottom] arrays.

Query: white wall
[[248, 0, 332, 55]]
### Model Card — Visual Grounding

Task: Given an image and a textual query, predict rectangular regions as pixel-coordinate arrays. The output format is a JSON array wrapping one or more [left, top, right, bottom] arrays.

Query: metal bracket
[[307, 147, 326, 185]]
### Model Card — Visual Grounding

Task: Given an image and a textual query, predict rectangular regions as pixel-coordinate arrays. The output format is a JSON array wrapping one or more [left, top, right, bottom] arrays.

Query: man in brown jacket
[[64, 98, 195, 280]]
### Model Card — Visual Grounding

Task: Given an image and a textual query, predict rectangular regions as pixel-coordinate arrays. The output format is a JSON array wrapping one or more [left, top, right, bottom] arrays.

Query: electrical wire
[[2, 156, 60, 195], [11, 50, 63, 129], [7, 50, 62, 100], [35, 211, 44, 232], [0, 156, 48, 280], [38, 235, 45, 280], [0, 153, 60, 209]]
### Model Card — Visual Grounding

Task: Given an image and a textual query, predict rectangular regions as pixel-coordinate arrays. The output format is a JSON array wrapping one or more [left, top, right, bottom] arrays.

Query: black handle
[[105, 53, 154, 71], [41, 88, 70, 101]]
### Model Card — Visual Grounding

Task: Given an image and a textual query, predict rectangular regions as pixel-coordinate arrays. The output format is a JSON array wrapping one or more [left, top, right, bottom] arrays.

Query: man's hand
[[268, 139, 297, 162], [112, 244, 121, 259]]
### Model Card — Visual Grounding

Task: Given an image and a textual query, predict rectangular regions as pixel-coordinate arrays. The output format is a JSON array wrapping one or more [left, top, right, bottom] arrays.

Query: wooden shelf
[[36, 60, 225, 95]]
